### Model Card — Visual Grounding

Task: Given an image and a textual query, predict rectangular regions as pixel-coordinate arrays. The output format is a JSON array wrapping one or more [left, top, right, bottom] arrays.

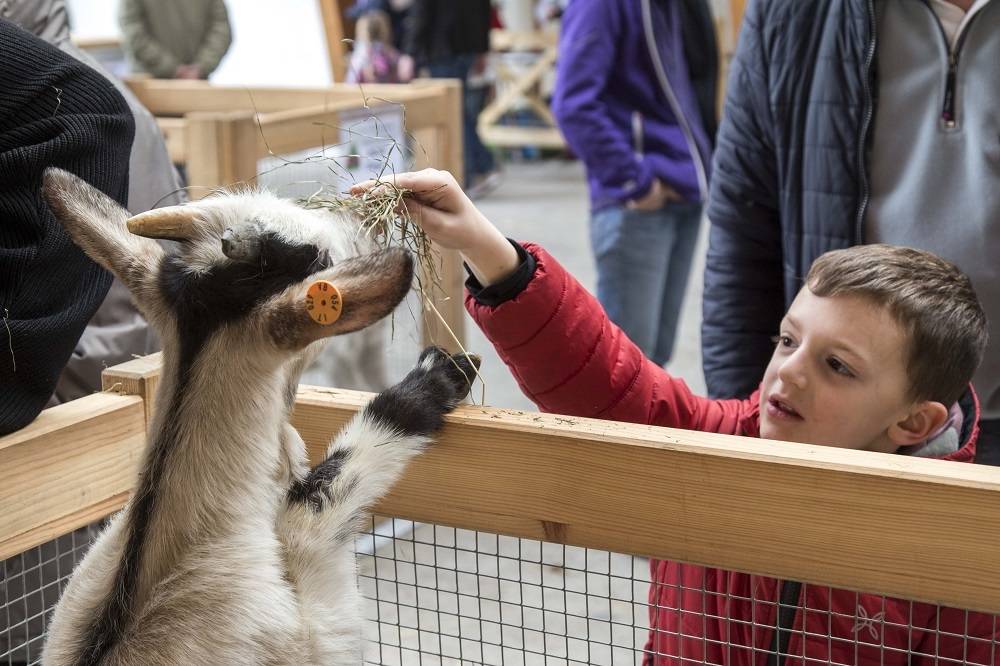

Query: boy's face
[[758, 288, 915, 453]]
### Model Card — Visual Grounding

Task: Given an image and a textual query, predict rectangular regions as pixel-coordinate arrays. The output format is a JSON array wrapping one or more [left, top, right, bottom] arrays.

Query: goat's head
[[42, 168, 413, 370]]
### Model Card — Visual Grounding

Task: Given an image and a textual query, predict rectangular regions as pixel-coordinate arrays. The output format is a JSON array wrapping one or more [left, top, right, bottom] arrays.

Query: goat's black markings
[[288, 448, 352, 512], [74, 235, 328, 666], [363, 386, 450, 437], [362, 348, 476, 438], [161, 234, 327, 372], [73, 394, 184, 666]]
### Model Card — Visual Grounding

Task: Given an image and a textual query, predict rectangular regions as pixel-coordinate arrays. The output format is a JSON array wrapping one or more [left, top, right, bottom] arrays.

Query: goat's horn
[[126, 206, 201, 240]]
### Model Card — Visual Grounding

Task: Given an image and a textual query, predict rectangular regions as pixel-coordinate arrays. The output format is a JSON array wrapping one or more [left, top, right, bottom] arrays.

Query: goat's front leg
[[276, 347, 478, 659], [288, 346, 478, 522]]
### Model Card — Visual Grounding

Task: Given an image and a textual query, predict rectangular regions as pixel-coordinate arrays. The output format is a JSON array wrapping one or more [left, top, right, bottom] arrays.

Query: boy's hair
[[806, 244, 988, 406], [355, 10, 392, 45]]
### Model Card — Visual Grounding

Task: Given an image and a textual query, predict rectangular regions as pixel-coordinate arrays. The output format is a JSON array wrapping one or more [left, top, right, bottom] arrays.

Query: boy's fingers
[[403, 201, 450, 236], [351, 171, 455, 196]]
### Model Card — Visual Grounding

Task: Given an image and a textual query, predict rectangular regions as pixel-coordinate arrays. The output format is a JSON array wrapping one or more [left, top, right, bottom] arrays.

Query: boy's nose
[[777, 352, 809, 390]]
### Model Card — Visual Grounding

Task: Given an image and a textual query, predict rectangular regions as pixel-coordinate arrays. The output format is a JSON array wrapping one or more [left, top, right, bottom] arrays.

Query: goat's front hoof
[[416, 346, 481, 404], [363, 347, 482, 438]]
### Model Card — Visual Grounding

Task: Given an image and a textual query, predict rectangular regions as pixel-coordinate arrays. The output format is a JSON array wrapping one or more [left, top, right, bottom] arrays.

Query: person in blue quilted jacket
[[701, 0, 1000, 465]]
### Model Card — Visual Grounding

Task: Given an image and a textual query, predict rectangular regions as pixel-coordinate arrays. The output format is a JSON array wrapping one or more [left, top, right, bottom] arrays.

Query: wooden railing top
[[125, 78, 456, 118], [3, 356, 1000, 614]]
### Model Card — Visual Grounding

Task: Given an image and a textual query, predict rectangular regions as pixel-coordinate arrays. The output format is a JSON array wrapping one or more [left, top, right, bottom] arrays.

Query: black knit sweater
[[0, 20, 134, 435]]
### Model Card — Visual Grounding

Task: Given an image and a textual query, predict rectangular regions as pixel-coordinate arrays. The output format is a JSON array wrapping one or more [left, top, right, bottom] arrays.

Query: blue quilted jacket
[[702, 0, 875, 398]]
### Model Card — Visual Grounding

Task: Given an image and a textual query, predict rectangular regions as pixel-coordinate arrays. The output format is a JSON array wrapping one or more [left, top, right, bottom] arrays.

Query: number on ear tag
[[305, 280, 343, 325]]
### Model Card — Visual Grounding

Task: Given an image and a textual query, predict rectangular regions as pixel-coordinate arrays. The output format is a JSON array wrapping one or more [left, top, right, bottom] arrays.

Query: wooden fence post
[[184, 112, 260, 198], [415, 81, 466, 352], [318, 0, 348, 83]]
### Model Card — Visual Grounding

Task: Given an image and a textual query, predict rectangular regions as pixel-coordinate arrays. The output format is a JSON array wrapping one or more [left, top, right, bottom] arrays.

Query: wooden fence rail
[[3, 355, 1000, 614]]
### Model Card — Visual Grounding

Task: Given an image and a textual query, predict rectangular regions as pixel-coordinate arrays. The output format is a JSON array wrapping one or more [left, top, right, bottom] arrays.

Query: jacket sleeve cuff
[[465, 239, 537, 307], [620, 161, 655, 205]]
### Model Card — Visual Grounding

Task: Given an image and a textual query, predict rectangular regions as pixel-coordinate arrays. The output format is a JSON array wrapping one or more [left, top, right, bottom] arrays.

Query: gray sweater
[[866, 0, 1000, 417]]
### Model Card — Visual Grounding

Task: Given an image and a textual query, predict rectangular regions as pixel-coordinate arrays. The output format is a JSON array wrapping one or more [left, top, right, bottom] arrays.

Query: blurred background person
[[551, 0, 717, 368], [405, 0, 500, 196], [119, 0, 232, 79], [346, 3, 414, 84]]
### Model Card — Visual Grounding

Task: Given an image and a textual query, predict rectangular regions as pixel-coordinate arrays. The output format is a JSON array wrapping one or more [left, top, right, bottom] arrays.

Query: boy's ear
[[888, 401, 950, 448]]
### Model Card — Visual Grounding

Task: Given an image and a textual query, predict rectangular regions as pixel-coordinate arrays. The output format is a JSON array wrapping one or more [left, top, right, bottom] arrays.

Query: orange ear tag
[[305, 280, 343, 326]]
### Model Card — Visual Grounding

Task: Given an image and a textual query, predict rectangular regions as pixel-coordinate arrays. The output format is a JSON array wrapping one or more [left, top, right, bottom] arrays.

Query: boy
[[353, 170, 997, 665]]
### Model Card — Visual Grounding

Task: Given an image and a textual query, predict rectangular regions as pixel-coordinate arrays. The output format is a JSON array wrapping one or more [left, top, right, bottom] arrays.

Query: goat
[[37, 168, 479, 665]]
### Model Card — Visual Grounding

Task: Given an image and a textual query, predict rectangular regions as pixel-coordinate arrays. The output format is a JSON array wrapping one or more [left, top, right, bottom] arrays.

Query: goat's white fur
[[38, 171, 446, 665]]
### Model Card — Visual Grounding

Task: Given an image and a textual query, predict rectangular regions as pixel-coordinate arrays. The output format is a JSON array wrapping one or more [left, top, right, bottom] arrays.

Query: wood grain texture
[[103, 352, 162, 430], [291, 385, 1000, 614], [318, 0, 347, 83], [0, 393, 145, 560], [7, 359, 1000, 613]]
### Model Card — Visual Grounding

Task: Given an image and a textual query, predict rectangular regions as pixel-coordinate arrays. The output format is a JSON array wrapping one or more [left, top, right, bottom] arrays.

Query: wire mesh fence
[[1, 524, 104, 666], [358, 517, 652, 666], [4, 516, 998, 666]]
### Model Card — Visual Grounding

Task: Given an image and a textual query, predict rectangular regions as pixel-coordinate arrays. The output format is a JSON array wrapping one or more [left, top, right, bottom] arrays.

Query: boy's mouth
[[766, 396, 803, 421]]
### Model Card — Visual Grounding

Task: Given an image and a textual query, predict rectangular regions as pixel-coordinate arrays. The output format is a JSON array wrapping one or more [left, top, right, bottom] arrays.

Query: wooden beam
[[479, 47, 558, 128], [9, 352, 1000, 613], [239, 89, 451, 157], [291, 385, 1000, 614], [184, 112, 260, 196], [0, 393, 145, 560], [125, 79, 361, 116], [479, 125, 565, 149], [318, 0, 348, 83], [72, 36, 122, 51], [156, 117, 187, 164], [406, 80, 465, 352], [102, 353, 163, 432], [490, 29, 559, 52]]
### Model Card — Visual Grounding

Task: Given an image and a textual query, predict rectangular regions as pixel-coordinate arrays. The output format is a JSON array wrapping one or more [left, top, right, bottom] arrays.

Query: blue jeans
[[590, 202, 702, 366], [427, 54, 496, 184]]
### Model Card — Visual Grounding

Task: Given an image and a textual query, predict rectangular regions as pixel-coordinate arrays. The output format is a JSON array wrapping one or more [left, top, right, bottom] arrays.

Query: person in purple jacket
[[552, 0, 717, 367]]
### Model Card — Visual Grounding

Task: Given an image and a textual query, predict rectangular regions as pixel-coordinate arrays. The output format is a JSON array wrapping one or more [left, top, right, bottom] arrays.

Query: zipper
[[639, 0, 708, 201], [931, 2, 985, 130], [853, 0, 878, 244], [765, 580, 802, 666], [942, 53, 958, 128], [632, 111, 646, 158]]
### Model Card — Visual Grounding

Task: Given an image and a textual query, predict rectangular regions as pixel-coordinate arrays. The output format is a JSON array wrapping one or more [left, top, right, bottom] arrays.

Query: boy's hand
[[351, 169, 520, 286]]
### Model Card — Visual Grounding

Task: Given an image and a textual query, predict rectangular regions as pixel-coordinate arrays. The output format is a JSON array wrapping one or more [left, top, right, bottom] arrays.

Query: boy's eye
[[772, 335, 795, 348], [827, 357, 854, 377]]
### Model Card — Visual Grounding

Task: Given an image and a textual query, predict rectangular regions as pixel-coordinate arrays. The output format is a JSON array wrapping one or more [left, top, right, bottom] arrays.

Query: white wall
[[67, 0, 332, 86]]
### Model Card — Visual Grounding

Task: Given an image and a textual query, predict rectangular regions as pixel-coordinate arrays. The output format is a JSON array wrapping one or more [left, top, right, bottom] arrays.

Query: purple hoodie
[[552, 0, 713, 211]]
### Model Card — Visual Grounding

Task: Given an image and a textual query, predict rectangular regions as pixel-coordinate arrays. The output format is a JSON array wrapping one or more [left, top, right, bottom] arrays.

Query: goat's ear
[[42, 168, 165, 298], [263, 248, 414, 351]]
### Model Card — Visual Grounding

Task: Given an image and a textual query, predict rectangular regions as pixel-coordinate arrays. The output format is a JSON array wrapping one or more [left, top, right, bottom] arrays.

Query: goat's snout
[[221, 227, 263, 264]]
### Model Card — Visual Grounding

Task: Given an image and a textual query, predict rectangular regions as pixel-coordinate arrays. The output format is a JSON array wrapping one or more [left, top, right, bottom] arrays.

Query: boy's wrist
[[462, 225, 521, 286]]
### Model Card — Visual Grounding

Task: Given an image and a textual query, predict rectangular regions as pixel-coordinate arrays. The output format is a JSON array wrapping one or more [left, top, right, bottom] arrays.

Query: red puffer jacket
[[466, 243, 998, 666]]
